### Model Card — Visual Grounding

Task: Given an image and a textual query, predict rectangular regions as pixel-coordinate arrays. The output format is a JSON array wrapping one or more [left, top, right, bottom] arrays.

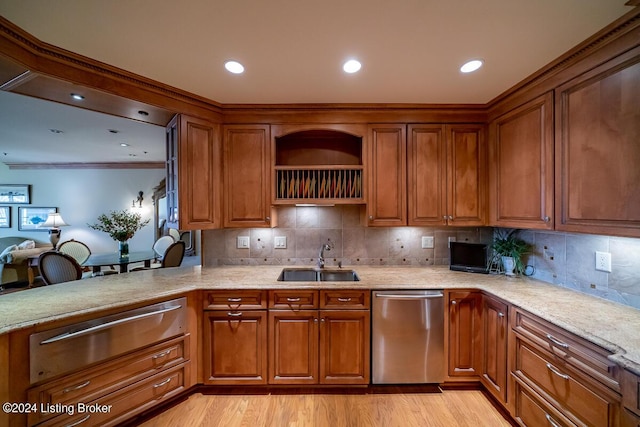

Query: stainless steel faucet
[[318, 241, 333, 269]]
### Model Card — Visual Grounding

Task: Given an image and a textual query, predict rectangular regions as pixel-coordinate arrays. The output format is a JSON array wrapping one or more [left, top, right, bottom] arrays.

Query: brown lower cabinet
[[203, 290, 370, 386], [446, 290, 482, 380], [481, 293, 509, 404]]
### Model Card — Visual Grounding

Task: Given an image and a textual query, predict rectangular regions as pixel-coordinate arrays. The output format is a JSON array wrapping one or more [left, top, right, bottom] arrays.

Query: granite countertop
[[1, 264, 639, 375]]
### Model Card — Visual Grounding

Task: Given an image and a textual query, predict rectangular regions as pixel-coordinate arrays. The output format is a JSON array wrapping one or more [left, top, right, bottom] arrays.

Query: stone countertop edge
[[1, 264, 639, 376]]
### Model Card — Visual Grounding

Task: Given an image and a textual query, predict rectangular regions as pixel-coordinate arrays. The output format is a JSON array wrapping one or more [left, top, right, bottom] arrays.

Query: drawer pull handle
[[337, 297, 352, 302], [65, 414, 91, 427], [227, 312, 243, 317], [546, 334, 569, 349], [286, 297, 301, 302], [546, 363, 570, 380], [545, 413, 561, 427], [63, 380, 91, 393], [153, 377, 172, 388], [227, 297, 242, 302], [152, 349, 172, 359]]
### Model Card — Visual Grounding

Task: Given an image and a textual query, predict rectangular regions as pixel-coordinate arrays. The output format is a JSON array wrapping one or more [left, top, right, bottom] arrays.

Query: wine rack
[[275, 167, 363, 202]]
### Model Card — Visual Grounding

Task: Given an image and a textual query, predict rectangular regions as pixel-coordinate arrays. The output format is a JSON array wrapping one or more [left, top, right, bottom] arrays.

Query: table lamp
[[41, 213, 69, 249]]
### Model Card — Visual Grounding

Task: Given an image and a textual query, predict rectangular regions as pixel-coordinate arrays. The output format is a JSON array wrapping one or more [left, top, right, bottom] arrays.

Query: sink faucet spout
[[318, 242, 333, 269]]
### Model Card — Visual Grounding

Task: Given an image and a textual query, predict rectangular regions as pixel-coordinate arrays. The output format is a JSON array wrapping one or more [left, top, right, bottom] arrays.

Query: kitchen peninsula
[[1, 265, 640, 426]]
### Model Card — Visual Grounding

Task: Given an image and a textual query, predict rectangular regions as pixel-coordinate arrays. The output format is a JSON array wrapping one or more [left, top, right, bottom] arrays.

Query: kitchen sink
[[277, 268, 360, 282]]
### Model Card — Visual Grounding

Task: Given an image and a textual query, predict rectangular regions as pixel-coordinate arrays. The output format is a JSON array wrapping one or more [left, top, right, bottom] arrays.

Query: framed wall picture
[[0, 206, 10, 228], [0, 184, 31, 204], [18, 207, 56, 231]]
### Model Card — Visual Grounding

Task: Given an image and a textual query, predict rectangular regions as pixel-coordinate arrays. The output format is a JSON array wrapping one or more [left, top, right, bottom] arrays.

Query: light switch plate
[[421, 236, 434, 249], [274, 236, 287, 249], [237, 236, 250, 249]]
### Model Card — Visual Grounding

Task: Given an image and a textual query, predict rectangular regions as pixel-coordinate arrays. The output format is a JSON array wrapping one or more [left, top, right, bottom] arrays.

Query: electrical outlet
[[237, 236, 250, 249], [421, 236, 434, 249], [448, 236, 456, 248], [595, 251, 612, 272], [274, 236, 287, 249]]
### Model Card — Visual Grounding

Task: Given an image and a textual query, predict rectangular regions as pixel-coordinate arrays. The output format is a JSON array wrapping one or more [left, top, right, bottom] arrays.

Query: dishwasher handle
[[374, 292, 443, 299]]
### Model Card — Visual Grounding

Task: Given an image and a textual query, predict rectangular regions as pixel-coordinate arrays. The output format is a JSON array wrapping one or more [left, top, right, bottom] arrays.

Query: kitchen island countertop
[[1, 264, 639, 375]]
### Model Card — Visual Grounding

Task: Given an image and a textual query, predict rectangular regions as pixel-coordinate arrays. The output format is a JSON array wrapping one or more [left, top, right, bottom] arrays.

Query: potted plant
[[490, 229, 531, 276], [88, 210, 150, 258]]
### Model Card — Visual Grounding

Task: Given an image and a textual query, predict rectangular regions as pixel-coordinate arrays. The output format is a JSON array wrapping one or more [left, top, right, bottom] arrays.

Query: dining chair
[[131, 241, 185, 271], [58, 239, 91, 264], [153, 236, 175, 261], [168, 228, 180, 242], [38, 251, 82, 285]]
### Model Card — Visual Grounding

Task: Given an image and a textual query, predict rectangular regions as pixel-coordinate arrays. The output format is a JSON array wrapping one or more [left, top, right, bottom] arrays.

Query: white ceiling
[[0, 0, 634, 163]]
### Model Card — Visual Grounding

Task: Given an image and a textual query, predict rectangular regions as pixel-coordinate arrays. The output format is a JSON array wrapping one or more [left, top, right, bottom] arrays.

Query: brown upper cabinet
[[166, 114, 221, 230], [272, 124, 367, 206], [408, 124, 486, 226], [489, 92, 554, 230], [223, 124, 272, 228], [368, 124, 407, 226], [555, 49, 640, 238]]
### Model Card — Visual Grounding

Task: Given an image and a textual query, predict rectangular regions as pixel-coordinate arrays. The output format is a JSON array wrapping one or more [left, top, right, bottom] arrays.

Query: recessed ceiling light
[[343, 59, 362, 74], [70, 93, 84, 100], [120, 143, 129, 147], [225, 60, 245, 74], [108, 129, 119, 134], [49, 129, 63, 134], [137, 110, 149, 116], [460, 59, 484, 73]]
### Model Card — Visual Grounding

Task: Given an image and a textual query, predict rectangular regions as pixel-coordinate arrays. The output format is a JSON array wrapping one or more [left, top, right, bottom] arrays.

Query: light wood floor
[[138, 389, 513, 427]]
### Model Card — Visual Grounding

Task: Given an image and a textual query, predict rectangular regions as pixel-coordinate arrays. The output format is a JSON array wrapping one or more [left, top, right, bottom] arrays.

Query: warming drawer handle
[[546, 363, 570, 380], [546, 333, 569, 349], [64, 414, 91, 427], [545, 413, 562, 427], [374, 293, 443, 299], [39, 305, 183, 345]]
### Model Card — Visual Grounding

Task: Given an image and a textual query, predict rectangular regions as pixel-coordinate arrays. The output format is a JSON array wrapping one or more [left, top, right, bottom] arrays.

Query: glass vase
[[118, 240, 129, 259]]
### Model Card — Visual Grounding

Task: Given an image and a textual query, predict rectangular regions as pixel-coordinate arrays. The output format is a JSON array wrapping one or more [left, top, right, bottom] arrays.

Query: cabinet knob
[[448, 215, 453, 220], [369, 215, 373, 220], [498, 312, 505, 318], [451, 300, 457, 305], [543, 216, 551, 222], [266, 216, 271, 221], [443, 215, 448, 220]]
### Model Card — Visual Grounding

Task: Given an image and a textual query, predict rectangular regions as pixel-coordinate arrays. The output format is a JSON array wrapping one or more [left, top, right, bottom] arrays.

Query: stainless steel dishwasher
[[372, 290, 445, 384]]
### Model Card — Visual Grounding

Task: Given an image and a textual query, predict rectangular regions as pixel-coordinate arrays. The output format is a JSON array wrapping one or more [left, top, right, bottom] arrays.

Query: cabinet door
[[446, 125, 486, 226], [408, 125, 447, 226], [555, 52, 640, 238], [489, 93, 554, 229], [203, 311, 267, 385], [223, 124, 272, 227], [481, 294, 509, 404], [368, 124, 406, 226], [447, 291, 482, 379], [168, 114, 222, 230], [268, 310, 318, 384], [319, 310, 370, 385]]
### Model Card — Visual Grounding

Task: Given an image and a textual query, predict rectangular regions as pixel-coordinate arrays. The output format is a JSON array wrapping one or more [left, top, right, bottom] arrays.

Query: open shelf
[[274, 130, 364, 204]]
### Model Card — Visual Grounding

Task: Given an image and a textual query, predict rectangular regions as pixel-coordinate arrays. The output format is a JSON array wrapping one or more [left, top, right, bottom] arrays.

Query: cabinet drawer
[[513, 308, 619, 391], [320, 290, 370, 309], [515, 338, 618, 427], [38, 363, 189, 427], [28, 335, 188, 425], [514, 376, 579, 427], [269, 290, 319, 309], [204, 290, 267, 310]]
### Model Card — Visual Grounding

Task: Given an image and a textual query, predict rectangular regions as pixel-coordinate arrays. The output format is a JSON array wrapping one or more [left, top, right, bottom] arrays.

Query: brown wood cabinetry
[[408, 124, 485, 226], [622, 370, 640, 427], [223, 125, 272, 227], [166, 114, 222, 230], [510, 308, 621, 427], [555, 49, 640, 238], [202, 290, 268, 385], [446, 290, 482, 380], [481, 293, 509, 404], [489, 92, 554, 230], [268, 290, 370, 385], [368, 124, 407, 226]]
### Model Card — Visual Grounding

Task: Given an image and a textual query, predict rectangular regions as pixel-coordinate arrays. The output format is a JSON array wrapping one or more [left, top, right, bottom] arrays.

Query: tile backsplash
[[201, 206, 640, 310], [202, 206, 492, 267]]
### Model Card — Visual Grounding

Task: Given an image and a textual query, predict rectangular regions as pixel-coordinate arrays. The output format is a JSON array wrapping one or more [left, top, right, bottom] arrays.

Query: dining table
[[83, 250, 157, 274]]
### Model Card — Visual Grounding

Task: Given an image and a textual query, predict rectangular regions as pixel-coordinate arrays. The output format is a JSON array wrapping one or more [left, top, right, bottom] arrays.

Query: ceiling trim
[[5, 162, 165, 170]]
